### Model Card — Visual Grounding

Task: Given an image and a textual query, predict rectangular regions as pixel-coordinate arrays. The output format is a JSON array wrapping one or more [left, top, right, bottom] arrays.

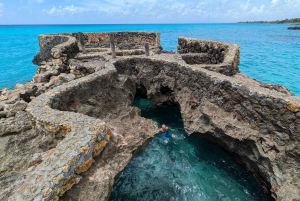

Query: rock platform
[[288, 26, 300, 30], [0, 32, 299, 201]]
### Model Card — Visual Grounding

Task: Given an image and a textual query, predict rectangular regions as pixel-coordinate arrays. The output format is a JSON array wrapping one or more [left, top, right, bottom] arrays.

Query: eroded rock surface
[[0, 31, 299, 201], [61, 107, 157, 201], [114, 56, 300, 201]]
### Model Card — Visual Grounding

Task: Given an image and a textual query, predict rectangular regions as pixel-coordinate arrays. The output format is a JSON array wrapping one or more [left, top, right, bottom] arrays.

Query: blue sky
[[0, 0, 299, 24]]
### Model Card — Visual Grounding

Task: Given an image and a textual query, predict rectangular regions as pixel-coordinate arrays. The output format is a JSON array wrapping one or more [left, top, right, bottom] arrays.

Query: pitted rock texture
[[69, 59, 106, 79], [0, 31, 299, 201], [5, 71, 113, 200], [0, 127, 57, 199], [70, 32, 161, 50], [114, 56, 300, 201], [0, 111, 32, 136], [178, 37, 240, 76], [33, 35, 79, 65], [2, 64, 156, 201], [60, 107, 157, 201]]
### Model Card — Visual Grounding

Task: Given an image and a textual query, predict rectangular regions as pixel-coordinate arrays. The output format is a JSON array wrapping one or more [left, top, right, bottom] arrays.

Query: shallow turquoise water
[[110, 97, 272, 201], [0, 24, 299, 96]]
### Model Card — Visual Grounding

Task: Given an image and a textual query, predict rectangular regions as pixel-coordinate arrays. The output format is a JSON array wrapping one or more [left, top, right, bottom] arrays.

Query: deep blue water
[[0, 24, 299, 96], [110, 97, 272, 201]]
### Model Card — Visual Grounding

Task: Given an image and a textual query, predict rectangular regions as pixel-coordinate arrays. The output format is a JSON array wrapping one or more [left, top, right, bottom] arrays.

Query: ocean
[[0, 24, 299, 96], [0, 24, 298, 200]]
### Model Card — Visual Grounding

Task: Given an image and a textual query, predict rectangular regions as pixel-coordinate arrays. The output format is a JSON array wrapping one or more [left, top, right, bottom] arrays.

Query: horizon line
[[0, 22, 241, 26]]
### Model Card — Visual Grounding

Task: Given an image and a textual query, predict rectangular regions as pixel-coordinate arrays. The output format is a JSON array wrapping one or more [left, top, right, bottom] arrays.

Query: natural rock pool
[[109, 96, 273, 201]]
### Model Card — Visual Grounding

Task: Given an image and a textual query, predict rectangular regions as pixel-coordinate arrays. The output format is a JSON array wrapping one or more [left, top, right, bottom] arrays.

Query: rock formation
[[0, 32, 299, 201], [288, 26, 300, 30]]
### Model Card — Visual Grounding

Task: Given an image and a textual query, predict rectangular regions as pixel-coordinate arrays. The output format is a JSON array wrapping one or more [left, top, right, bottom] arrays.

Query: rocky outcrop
[[0, 32, 160, 201], [0, 31, 299, 201], [178, 37, 240, 76], [288, 26, 300, 30], [0, 111, 32, 136], [70, 32, 161, 50], [33, 35, 79, 65], [114, 56, 300, 200], [60, 106, 157, 201], [5, 65, 157, 201]]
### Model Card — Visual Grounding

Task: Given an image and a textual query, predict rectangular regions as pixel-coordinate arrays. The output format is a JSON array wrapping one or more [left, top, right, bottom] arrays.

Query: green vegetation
[[238, 18, 300, 24]]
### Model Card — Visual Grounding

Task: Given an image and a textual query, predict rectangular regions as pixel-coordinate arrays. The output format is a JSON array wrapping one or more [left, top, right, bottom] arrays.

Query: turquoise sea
[[0, 24, 300, 96], [0, 24, 299, 200]]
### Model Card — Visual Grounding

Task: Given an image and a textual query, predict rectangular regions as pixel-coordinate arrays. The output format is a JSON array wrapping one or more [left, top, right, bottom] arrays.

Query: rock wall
[[178, 37, 240, 76], [11, 69, 114, 201], [1, 31, 300, 201], [33, 35, 79, 84], [59, 106, 157, 201], [1, 32, 160, 201], [60, 32, 161, 53], [8, 64, 157, 201], [75, 32, 161, 50], [178, 37, 228, 61], [33, 35, 79, 65], [114, 57, 300, 201]]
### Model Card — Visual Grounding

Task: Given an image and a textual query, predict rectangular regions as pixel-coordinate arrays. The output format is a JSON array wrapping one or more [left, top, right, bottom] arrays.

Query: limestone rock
[[5, 101, 28, 117], [61, 107, 157, 201], [0, 111, 32, 136], [286, 102, 299, 112], [1, 32, 300, 201]]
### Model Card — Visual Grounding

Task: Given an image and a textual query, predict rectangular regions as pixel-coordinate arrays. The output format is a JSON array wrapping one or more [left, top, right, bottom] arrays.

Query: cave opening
[[136, 83, 147, 99], [109, 95, 273, 201], [160, 85, 173, 96]]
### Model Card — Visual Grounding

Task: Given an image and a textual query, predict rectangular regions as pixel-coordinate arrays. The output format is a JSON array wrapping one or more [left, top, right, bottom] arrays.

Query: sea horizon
[[0, 22, 242, 26], [0, 23, 299, 96], [1, 21, 299, 26]]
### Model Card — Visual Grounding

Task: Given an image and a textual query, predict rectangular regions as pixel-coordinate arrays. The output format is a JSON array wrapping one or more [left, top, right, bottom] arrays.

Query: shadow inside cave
[[109, 96, 273, 201]]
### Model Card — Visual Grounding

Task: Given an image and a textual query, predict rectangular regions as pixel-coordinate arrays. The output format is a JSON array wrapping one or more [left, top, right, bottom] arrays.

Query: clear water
[[0, 24, 299, 96], [0, 24, 297, 200], [110, 97, 272, 201]]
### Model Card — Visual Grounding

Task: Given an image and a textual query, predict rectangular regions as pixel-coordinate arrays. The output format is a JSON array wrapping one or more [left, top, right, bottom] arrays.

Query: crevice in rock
[[160, 85, 172, 96], [136, 83, 147, 98]]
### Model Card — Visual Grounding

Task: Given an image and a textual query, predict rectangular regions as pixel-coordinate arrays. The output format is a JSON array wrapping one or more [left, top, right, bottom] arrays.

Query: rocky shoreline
[[0, 32, 299, 201], [288, 26, 300, 30]]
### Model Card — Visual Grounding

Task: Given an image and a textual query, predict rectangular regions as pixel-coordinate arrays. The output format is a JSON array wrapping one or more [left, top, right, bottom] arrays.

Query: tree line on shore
[[238, 17, 300, 24]]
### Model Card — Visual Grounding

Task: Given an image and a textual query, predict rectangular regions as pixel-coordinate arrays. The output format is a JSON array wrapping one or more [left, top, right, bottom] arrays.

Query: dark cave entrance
[[109, 94, 273, 201]]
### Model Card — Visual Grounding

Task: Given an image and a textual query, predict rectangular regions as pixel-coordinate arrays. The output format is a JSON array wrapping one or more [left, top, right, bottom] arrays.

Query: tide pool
[[110, 96, 273, 201]]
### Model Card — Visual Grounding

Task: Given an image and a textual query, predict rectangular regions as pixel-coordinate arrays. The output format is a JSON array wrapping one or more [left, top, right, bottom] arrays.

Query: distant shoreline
[[238, 17, 300, 24], [238, 22, 300, 25]]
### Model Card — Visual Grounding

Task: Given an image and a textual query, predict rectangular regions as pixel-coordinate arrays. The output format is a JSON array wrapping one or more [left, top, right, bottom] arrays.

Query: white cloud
[[45, 5, 86, 15], [251, 4, 265, 14], [64, 5, 85, 13], [35, 0, 44, 3], [240, 0, 250, 11], [48, 6, 57, 15], [39, 0, 300, 23], [0, 2, 4, 16]]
